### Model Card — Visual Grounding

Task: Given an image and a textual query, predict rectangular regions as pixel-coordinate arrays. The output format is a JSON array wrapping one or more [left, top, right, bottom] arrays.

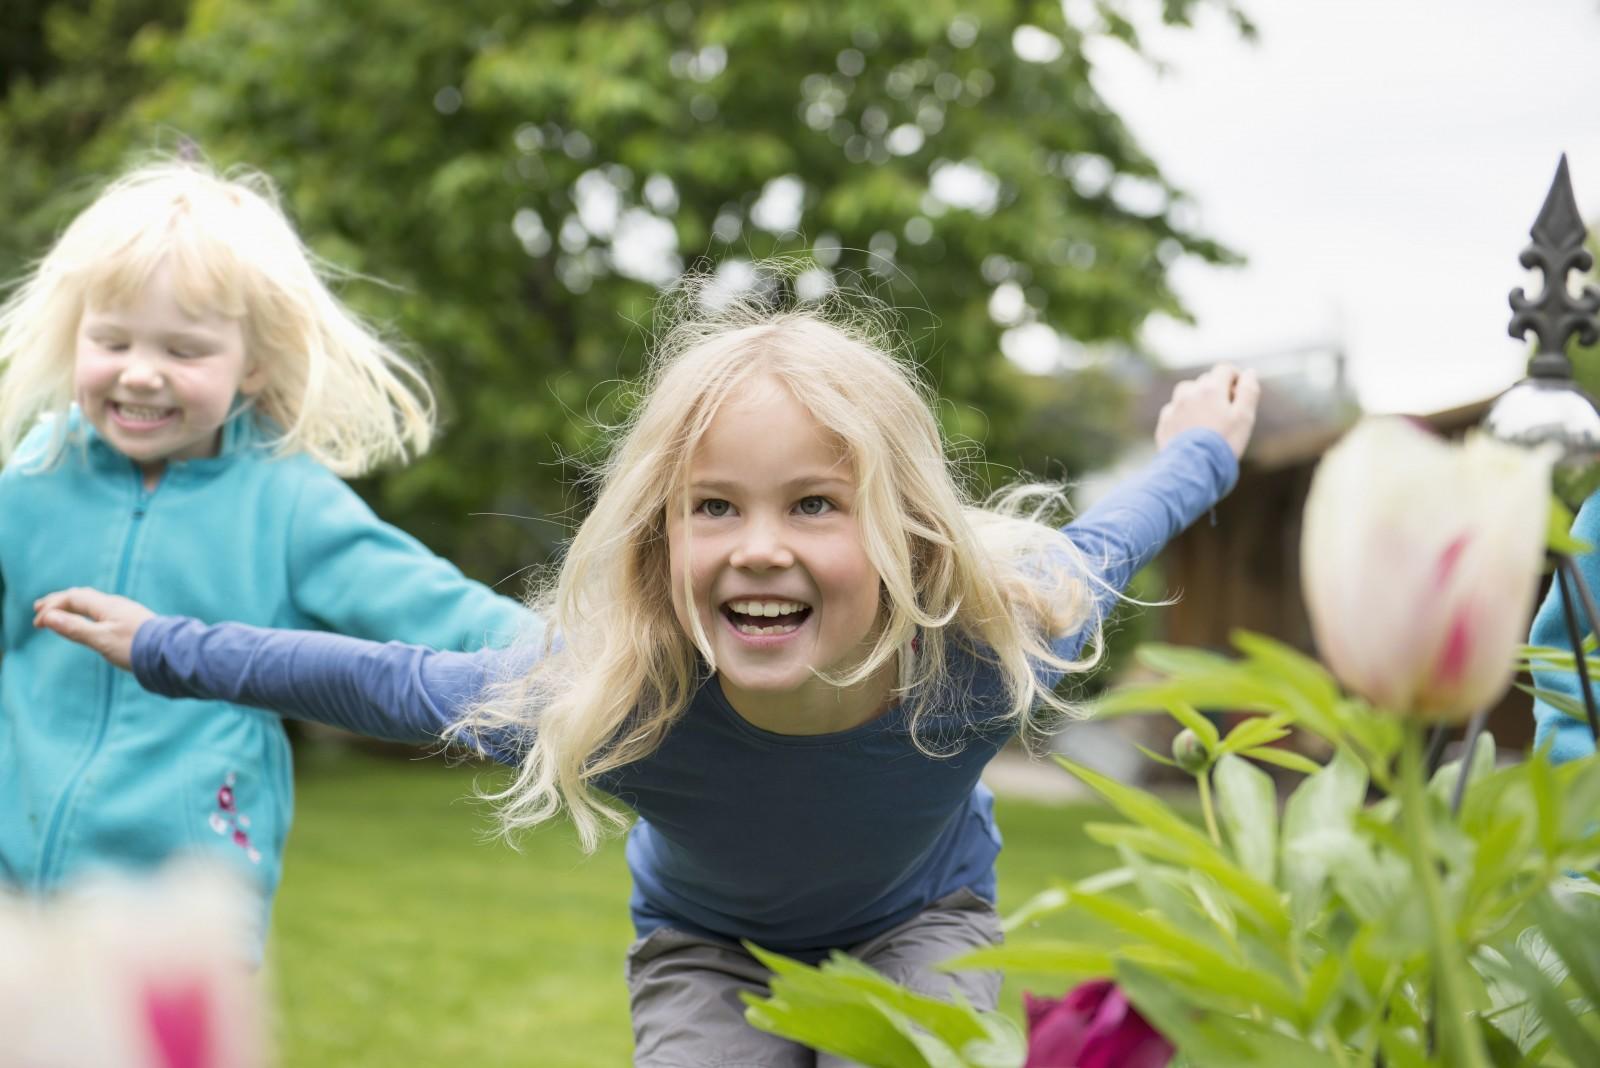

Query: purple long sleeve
[[132, 617, 510, 757], [1052, 427, 1237, 657]]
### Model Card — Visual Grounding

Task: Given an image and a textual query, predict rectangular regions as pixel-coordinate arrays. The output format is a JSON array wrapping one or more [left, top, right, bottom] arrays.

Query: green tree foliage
[[2, 0, 1248, 581], [0, 0, 188, 266]]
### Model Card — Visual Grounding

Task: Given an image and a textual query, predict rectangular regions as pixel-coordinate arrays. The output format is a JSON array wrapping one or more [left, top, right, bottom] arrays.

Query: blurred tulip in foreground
[[0, 862, 266, 1068], [1301, 417, 1554, 720], [1023, 980, 1173, 1068]]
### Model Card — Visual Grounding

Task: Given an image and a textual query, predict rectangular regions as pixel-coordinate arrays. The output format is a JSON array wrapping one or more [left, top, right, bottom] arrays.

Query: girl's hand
[[1155, 363, 1261, 459], [33, 588, 154, 671]]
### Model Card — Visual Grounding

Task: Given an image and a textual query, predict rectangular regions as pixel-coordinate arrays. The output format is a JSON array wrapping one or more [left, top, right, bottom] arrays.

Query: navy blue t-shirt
[[133, 429, 1237, 957]]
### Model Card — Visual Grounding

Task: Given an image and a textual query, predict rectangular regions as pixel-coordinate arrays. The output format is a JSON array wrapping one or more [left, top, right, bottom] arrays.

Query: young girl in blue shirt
[[0, 160, 526, 946], [37, 282, 1258, 1064]]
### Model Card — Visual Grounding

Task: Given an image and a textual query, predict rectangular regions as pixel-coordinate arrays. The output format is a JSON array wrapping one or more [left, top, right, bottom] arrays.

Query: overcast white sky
[[1085, 0, 1600, 415]]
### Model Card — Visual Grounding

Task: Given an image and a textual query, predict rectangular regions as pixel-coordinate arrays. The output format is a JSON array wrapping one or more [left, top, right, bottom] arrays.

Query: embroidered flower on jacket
[[206, 772, 261, 865]]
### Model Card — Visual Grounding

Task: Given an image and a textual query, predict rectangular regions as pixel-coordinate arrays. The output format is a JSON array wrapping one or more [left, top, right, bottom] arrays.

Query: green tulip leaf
[[1477, 945, 1548, 1054], [1474, 1018, 1530, 1067], [742, 945, 1024, 1068], [1135, 644, 1239, 677], [1065, 888, 1299, 1018], [1298, 951, 1344, 1033], [1091, 678, 1281, 721], [1486, 925, 1600, 1066], [1282, 748, 1369, 927], [1428, 729, 1498, 803], [943, 940, 1113, 977], [1528, 748, 1562, 858], [1133, 743, 1180, 768], [1165, 700, 1222, 750], [1533, 893, 1600, 1014], [1053, 758, 1214, 851], [1237, 745, 1324, 776], [1115, 962, 1348, 1068], [1231, 629, 1343, 720], [1214, 754, 1278, 884], [1120, 845, 1208, 936], [1376, 1020, 1433, 1068], [1217, 715, 1294, 756], [1517, 682, 1600, 727], [1325, 833, 1409, 924], [998, 885, 1071, 933], [1549, 495, 1595, 555], [1080, 820, 1288, 936], [1188, 869, 1238, 943]]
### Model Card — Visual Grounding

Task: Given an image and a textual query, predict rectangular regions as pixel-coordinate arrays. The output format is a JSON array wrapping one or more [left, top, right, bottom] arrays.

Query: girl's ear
[[238, 359, 268, 397]]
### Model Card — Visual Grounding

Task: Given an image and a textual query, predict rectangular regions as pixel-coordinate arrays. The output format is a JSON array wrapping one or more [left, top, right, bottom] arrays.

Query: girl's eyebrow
[[689, 474, 855, 494], [158, 330, 224, 348], [80, 318, 224, 348]]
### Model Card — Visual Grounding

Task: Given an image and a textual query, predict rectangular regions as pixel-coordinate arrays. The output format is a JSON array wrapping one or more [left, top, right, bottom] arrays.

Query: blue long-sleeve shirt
[[132, 429, 1238, 957]]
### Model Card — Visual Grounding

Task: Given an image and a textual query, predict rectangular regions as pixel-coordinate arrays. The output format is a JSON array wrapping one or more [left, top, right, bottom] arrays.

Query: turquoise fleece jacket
[[1530, 490, 1600, 763], [0, 411, 527, 921]]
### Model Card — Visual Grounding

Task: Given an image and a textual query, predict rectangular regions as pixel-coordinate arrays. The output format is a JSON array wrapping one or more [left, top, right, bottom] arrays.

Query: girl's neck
[[718, 656, 900, 736]]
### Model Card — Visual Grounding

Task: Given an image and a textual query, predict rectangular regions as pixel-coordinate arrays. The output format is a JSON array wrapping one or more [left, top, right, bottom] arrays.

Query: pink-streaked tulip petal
[[142, 977, 215, 1068], [1431, 605, 1475, 689]]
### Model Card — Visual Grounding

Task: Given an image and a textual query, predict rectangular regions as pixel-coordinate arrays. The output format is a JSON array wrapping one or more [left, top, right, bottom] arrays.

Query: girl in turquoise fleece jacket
[[0, 160, 526, 946]]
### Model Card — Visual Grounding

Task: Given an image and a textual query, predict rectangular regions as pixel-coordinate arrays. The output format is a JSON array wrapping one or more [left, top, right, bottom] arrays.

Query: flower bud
[[1300, 418, 1554, 721], [1171, 728, 1210, 774]]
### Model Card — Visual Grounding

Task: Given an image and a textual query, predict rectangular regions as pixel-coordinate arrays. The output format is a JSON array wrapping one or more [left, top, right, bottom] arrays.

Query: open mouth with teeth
[[721, 599, 813, 636], [109, 401, 179, 426]]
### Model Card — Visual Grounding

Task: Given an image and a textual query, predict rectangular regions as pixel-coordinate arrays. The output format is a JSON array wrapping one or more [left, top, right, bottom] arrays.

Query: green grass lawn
[[271, 745, 1128, 1066]]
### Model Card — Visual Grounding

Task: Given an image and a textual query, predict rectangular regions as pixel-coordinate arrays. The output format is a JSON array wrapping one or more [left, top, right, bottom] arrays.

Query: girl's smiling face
[[666, 375, 892, 733], [73, 260, 263, 484]]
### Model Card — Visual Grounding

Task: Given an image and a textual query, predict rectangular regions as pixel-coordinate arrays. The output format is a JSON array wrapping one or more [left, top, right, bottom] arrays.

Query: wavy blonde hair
[[451, 277, 1112, 851], [0, 159, 433, 474]]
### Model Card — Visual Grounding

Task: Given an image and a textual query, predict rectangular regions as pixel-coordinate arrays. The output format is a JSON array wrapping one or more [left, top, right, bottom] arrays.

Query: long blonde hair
[[451, 280, 1110, 850], [0, 159, 433, 474]]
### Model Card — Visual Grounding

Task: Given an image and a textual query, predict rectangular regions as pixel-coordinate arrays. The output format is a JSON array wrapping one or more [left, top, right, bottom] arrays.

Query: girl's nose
[[729, 518, 795, 571], [119, 350, 164, 390]]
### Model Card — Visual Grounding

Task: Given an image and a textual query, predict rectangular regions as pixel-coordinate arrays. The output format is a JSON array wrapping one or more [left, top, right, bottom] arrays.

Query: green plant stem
[[1196, 768, 1222, 846], [1321, 1023, 1354, 1068], [1398, 722, 1490, 1068], [1356, 965, 1404, 1066]]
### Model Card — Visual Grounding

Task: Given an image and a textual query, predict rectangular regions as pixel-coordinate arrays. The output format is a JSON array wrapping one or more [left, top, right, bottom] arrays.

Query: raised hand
[[1155, 363, 1261, 460], [33, 588, 154, 671]]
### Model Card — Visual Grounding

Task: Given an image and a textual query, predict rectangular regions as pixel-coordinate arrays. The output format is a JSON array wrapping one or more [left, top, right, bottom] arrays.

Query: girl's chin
[[713, 653, 819, 699]]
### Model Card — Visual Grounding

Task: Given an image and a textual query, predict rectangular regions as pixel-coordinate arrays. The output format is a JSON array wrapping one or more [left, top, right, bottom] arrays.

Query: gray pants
[[625, 888, 1003, 1067]]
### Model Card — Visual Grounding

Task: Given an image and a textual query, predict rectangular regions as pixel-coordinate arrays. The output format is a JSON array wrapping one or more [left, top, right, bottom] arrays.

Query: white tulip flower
[[1301, 417, 1554, 721]]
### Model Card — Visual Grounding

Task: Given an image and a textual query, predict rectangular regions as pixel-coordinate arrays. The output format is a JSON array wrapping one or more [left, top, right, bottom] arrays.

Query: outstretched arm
[[34, 588, 516, 758], [1064, 363, 1260, 593]]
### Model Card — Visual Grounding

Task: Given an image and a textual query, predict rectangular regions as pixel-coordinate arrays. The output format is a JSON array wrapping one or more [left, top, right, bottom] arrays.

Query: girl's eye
[[697, 498, 733, 518], [795, 496, 834, 516]]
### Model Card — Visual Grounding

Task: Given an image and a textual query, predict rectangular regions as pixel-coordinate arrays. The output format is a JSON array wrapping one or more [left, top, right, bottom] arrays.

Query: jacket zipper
[[35, 468, 156, 887]]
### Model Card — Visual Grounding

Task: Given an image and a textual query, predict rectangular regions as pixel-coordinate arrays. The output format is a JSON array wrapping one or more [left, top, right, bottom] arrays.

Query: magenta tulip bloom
[[1301, 418, 1553, 721], [1023, 980, 1174, 1068]]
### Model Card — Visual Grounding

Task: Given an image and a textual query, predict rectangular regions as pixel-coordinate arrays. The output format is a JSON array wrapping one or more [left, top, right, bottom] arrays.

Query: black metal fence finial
[[1511, 155, 1600, 379]]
